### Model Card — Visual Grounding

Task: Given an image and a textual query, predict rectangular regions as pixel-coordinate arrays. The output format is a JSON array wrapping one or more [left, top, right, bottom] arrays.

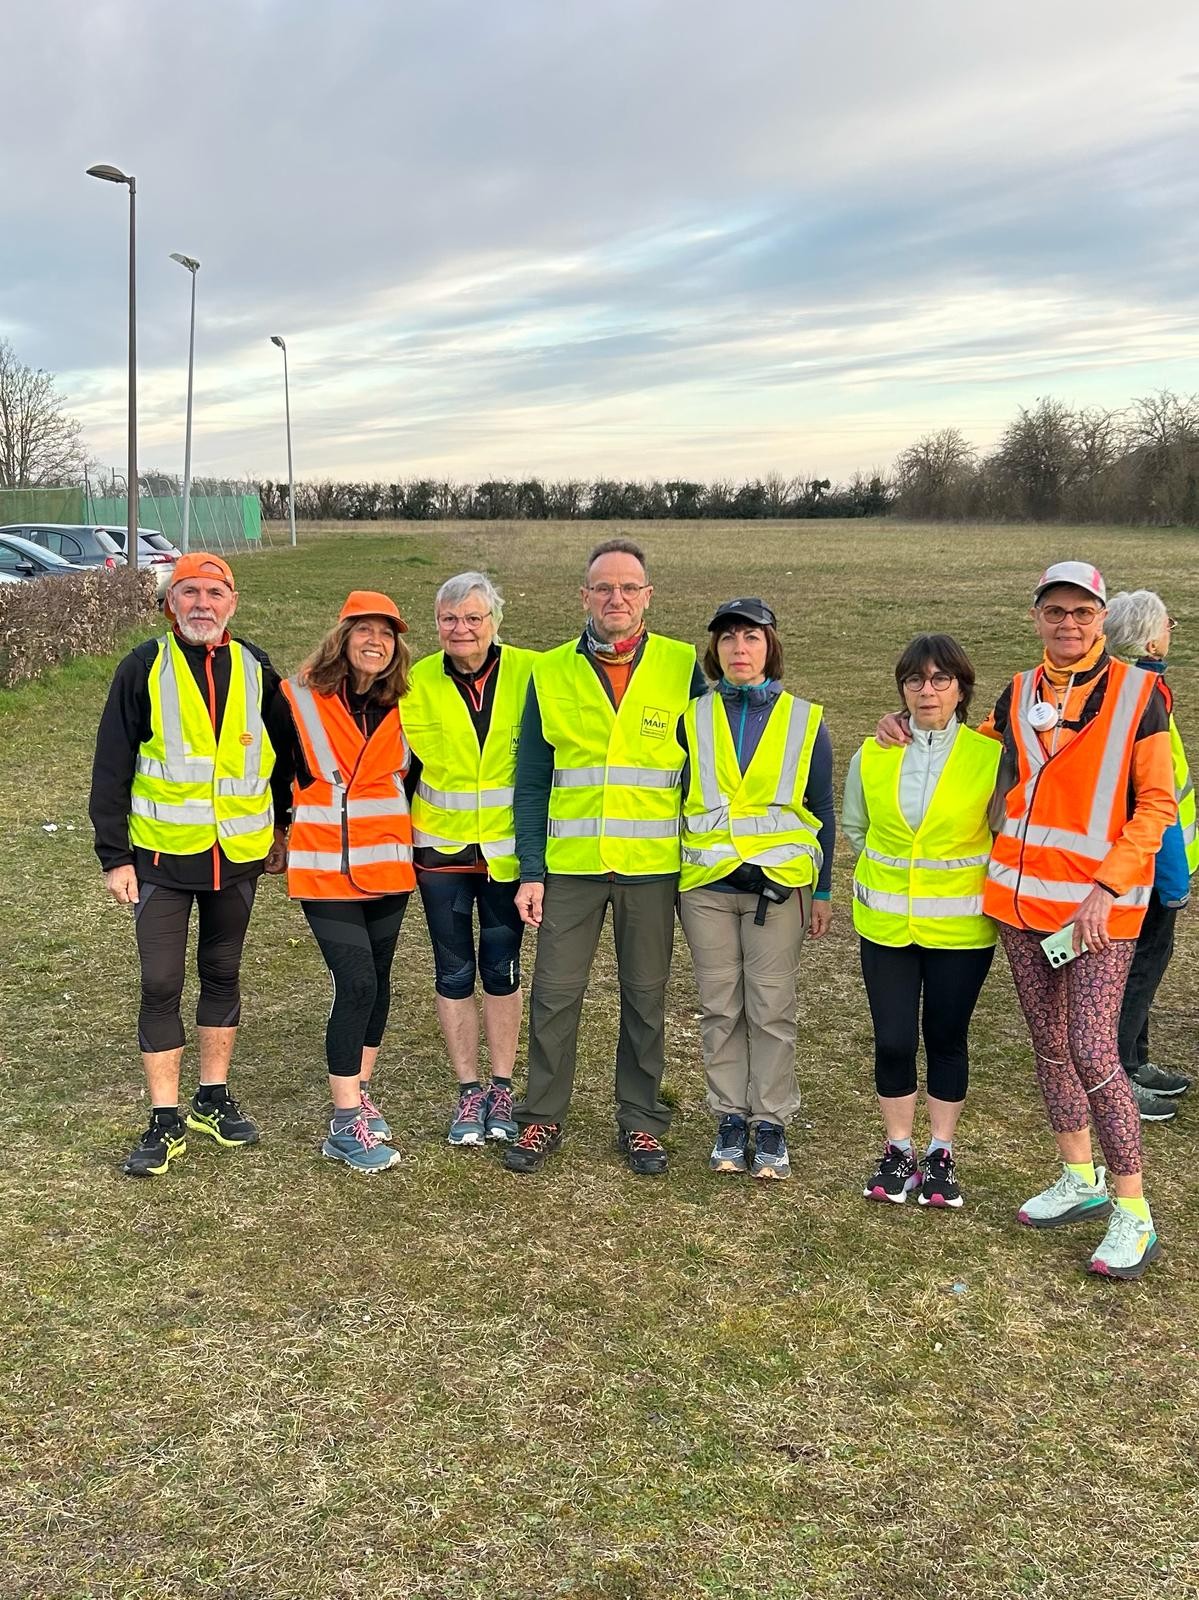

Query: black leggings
[[133, 878, 257, 1052], [859, 938, 994, 1102], [416, 870, 524, 999], [301, 895, 410, 1076]]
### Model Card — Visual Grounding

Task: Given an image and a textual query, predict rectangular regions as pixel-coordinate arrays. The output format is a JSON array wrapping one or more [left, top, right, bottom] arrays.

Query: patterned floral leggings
[[999, 925, 1142, 1176]]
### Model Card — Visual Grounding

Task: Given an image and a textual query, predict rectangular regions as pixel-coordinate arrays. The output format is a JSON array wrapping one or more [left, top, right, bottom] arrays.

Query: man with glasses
[[504, 538, 706, 1175]]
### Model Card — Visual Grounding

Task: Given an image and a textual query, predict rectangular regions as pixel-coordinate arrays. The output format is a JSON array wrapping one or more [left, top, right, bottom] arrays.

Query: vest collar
[[443, 641, 499, 682]]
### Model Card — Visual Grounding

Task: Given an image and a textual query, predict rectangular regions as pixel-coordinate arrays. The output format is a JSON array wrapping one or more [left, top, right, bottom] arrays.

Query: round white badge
[[1028, 701, 1059, 731]]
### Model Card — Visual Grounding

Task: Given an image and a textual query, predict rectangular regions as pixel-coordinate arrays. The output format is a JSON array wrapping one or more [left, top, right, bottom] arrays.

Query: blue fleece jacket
[[1140, 659, 1191, 907]]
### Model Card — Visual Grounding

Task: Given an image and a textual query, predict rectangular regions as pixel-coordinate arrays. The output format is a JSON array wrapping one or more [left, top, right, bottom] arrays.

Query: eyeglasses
[[1168, 616, 1179, 631], [587, 582, 647, 599], [901, 671, 956, 692], [437, 612, 488, 631], [1038, 604, 1103, 625]]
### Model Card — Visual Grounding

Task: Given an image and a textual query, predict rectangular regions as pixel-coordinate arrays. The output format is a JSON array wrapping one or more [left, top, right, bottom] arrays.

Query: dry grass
[[2, 519, 1198, 1599]]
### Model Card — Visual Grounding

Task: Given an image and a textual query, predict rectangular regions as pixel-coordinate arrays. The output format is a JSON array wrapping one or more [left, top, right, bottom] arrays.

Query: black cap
[[706, 597, 777, 631]]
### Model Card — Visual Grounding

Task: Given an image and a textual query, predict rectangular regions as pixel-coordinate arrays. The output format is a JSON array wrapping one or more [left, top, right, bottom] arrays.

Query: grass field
[[3, 518, 1198, 1600]]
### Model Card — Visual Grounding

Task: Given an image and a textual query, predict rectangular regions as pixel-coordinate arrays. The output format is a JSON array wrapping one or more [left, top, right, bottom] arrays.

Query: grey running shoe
[[448, 1086, 488, 1146], [321, 1115, 402, 1175], [1130, 1080, 1178, 1123], [751, 1122, 790, 1181], [1088, 1205, 1161, 1280], [709, 1115, 749, 1174], [1018, 1164, 1112, 1229], [484, 1082, 518, 1142], [359, 1087, 391, 1139], [1128, 1063, 1190, 1099]]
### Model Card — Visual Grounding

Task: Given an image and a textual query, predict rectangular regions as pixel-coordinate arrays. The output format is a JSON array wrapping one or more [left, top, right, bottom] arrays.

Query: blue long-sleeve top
[[677, 678, 835, 898], [1139, 658, 1191, 908]]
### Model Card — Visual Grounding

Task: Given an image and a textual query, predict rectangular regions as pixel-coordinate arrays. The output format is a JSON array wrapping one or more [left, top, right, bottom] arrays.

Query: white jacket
[[841, 722, 963, 853]]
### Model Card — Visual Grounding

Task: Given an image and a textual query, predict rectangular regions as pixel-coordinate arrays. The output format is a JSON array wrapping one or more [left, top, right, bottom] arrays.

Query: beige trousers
[[678, 884, 809, 1127]]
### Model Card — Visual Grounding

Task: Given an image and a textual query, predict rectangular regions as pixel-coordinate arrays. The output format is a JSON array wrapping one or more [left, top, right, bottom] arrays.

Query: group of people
[[89, 542, 1192, 1284]]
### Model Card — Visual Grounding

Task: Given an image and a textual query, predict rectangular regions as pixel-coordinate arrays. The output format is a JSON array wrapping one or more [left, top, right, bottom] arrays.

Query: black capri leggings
[[416, 870, 524, 1000], [859, 938, 994, 1102], [301, 895, 410, 1076], [133, 878, 257, 1052]]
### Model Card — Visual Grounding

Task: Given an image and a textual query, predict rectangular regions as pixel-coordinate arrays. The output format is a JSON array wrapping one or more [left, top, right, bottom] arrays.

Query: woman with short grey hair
[[402, 571, 539, 1147], [1104, 589, 1194, 1109]]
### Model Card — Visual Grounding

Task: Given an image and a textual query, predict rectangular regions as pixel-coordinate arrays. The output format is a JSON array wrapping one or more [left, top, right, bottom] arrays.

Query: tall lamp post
[[269, 335, 296, 547], [169, 253, 200, 554], [86, 164, 137, 560]]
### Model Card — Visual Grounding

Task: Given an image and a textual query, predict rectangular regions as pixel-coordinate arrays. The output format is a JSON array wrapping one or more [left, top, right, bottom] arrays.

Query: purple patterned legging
[[999, 925, 1142, 1176]]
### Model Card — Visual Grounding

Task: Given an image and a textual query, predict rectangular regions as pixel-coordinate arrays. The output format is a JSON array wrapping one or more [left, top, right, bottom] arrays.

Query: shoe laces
[[516, 1122, 559, 1152], [456, 1087, 487, 1123], [360, 1088, 384, 1120], [340, 1113, 381, 1151], [487, 1084, 514, 1118], [626, 1130, 664, 1153], [755, 1124, 785, 1157], [1101, 1205, 1146, 1249], [925, 1147, 955, 1178], [716, 1116, 747, 1146]]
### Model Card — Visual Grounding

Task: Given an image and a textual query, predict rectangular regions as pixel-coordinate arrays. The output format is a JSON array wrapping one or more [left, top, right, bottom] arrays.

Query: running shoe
[[1018, 1164, 1112, 1228], [502, 1122, 563, 1173], [321, 1114, 402, 1175], [484, 1082, 518, 1142], [185, 1090, 261, 1148], [709, 1114, 749, 1175], [751, 1122, 790, 1181], [1130, 1081, 1178, 1123], [863, 1142, 921, 1204], [918, 1147, 964, 1209], [1128, 1062, 1190, 1098], [448, 1086, 488, 1146], [1088, 1205, 1161, 1281], [618, 1128, 669, 1176], [360, 1086, 391, 1140], [122, 1118, 187, 1178]]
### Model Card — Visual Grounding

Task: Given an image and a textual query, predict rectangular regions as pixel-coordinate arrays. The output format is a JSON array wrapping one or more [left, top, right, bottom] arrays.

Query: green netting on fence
[[0, 487, 86, 525], [87, 495, 262, 548]]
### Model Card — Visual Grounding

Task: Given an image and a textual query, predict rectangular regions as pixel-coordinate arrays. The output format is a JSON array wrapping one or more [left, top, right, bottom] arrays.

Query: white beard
[[175, 615, 223, 645]]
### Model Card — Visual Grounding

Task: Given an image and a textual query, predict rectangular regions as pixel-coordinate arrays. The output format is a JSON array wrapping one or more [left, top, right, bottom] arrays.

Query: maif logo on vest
[[641, 706, 670, 741], [509, 725, 521, 757]]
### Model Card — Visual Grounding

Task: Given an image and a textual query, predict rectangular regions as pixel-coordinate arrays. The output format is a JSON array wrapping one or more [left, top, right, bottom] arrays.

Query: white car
[[100, 527, 182, 597]]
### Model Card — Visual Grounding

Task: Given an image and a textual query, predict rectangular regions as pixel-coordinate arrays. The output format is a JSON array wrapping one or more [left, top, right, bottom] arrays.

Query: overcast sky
[[2, 0, 1197, 484]]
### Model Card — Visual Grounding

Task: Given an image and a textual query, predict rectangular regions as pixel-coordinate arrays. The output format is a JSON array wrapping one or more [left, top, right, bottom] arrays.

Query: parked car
[[101, 526, 182, 597], [0, 533, 90, 580], [0, 523, 126, 571]]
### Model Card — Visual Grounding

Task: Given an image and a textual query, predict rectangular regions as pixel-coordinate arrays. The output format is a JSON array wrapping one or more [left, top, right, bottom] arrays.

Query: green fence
[[87, 494, 262, 549], [0, 487, 86, 525]]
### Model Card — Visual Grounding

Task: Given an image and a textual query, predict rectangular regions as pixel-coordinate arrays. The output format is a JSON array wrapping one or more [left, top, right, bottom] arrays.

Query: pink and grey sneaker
[[917, 1147, 964, 1209], [484, 1082, 518, 1142], [863, 1142, 921, 1204], [448, 1085, 488, 1147], [359, 1087, 391, 1140]]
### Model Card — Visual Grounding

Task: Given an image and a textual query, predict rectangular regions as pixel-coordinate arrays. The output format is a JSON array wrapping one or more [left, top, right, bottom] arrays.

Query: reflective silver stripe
[[1014, 671, 1045, 774], [1178, 777, 1194, 804], [288, 850, 344, 871], [152, 637, 218, 782], [347, 797, 410, 819], [853, 883, 985, 918], [682, 844, 739, 865], [412, 827, 464, 849], [218, 809, 272, 837], [552, 765, 681, 790], [286, 678, 343, 785], [216, 776, 269, 798], [998, 819, 1108, 861], [417, 780, 515, 809], [130, 795, 216, 824], [865, 847, 991, 871], [730, 809, 806, 838], [294, 803, 344, 826], [986, 860, 1151, 908], [481, 837, 517, 857], [238, 648, 264, 785], [692, 695, 723, 811], [1087, 667, 1149, 835], [753, 842, 820, 868], [348, 842, 413, 866], [772, 696, 815, 805], [136, 753, 215, 782], [686, 805, 729, 832], [603, 818, 681, 839], [549, 818, 599, 838]]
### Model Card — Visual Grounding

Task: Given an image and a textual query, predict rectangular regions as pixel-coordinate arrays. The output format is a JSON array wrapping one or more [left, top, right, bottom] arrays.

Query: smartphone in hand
[[1040, 925, 1087, 968]]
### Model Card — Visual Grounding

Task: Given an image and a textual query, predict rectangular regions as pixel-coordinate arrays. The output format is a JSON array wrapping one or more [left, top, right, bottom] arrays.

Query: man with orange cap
[[89, 553, 289, 1177]]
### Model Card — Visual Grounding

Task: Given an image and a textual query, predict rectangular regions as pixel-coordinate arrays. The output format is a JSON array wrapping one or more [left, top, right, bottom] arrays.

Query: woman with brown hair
[[273, 591, 415, 1174]]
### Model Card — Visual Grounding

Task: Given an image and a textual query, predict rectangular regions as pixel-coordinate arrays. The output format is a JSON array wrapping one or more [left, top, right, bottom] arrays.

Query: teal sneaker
[[448, 1085, 487, 1147], [359, 1087, 391, 1139], [1088, 1206, 1161, 1281], [1018, 1165, 1112, 1229], [484, 1082, 518, 1142], [320, 1115, 401, 1175]]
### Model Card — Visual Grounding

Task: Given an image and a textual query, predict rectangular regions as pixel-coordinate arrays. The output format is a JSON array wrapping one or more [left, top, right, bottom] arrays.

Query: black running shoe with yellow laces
[[185, 1089, 261, 1148], [122, 1117, 187, 1178], [502, 1122, 563, 1173]]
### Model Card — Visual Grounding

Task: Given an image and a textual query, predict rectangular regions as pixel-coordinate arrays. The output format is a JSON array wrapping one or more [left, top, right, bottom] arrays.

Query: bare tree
[[892, 428, 977, 517], [0, 339, 86, 488]]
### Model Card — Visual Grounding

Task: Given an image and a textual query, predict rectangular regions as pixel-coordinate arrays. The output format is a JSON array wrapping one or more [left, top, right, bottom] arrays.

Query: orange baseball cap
[[339, 590, 408, 632], [170, 552, 236, 590]]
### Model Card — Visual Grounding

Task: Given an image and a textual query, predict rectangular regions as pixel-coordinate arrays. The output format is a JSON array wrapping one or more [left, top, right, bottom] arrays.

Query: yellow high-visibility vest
[[533, 634, 695, 876], [853, 726, 999, 948], [129, 633, 275, 862], [680, 690, 823, 892], [403, 645, 538, 882], [1169, 715, 1199, 877]]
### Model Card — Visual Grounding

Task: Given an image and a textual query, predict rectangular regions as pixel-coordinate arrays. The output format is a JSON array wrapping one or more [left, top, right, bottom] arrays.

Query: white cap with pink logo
[[1033, 561, 1106, 606]]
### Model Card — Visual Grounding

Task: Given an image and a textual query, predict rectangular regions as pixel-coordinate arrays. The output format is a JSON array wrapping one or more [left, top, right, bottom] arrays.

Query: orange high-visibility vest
[[282, 678, 415, 900], [983, 657, 1156, 937]]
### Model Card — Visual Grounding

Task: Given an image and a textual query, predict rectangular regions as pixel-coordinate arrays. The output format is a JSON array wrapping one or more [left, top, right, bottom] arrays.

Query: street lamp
[[87, 164, 137, 561], [169, 253, 200, 553], [269, 335, 296, 547]]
